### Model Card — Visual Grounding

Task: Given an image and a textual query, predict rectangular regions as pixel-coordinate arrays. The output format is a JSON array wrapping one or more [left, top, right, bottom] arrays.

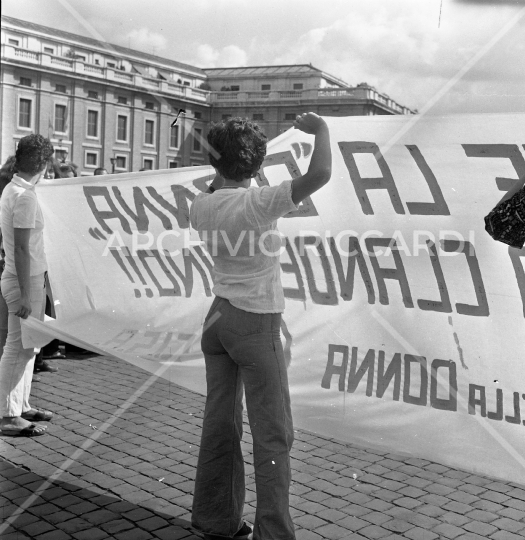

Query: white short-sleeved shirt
[[0, 174, 47, 276], [190, 180, 298, 313]]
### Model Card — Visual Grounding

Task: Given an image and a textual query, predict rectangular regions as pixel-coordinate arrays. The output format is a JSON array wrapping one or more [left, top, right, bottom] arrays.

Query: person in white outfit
[[0, 134, 54, 436]]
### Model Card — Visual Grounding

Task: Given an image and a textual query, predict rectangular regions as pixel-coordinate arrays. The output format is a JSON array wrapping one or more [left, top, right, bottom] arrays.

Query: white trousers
[[0, 272, 45, 417]]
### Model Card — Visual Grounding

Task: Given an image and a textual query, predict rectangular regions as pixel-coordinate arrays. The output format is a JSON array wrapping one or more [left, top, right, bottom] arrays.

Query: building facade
[[205, 66, 414, 140], [1, 16, 414, 174]]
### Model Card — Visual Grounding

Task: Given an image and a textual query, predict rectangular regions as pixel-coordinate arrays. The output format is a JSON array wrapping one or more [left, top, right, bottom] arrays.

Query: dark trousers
[[192, 297, 295, 540]]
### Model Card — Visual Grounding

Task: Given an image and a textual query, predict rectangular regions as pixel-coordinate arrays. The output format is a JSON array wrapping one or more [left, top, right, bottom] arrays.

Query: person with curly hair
[[0, 134, 54, 436], [190, 113, 331, 540]]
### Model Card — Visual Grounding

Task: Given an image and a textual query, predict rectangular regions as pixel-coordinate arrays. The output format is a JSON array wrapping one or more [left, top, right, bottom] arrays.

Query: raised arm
[[291, 113, 332, 205]]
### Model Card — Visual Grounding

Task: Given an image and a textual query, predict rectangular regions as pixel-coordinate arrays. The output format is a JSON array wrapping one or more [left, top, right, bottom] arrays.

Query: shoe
[[21, 409, 53, 422], [34, 360, 58, 373], [1, 423, 48, 437], [43, 351, 66, 360], [32, 374, 42, 383], [203, 522, 252, 540]]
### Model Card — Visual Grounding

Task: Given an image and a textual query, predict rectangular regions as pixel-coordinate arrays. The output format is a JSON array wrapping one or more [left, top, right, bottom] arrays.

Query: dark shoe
[[21, 409, 53, 422], [43, 351, 66, 360], [203, 522, 252, 540], [1, 423, 48, 437], [34, 360, 58, 373]]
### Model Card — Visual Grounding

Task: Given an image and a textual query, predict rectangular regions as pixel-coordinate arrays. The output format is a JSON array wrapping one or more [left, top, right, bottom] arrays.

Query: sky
[[3, 0, 525, 114]]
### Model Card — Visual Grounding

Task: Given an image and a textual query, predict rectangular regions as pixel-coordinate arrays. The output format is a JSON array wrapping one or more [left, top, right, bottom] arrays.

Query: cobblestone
[[1, 355, 524, 540]]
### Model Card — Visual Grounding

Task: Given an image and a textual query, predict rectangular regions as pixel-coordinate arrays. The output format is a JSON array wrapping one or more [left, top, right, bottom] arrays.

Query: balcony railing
[[2, 44, 414, 114], [209, 87, 414, 114], [2, 44, 208, 102]]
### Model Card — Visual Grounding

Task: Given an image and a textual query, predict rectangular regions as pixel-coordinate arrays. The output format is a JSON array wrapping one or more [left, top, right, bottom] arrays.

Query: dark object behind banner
[[484, 186, 525, 249]]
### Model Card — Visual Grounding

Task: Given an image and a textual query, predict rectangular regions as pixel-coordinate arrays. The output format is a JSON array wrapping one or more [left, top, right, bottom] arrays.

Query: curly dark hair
[[207, 117, 267, 181], [15, 134, 54, 176]]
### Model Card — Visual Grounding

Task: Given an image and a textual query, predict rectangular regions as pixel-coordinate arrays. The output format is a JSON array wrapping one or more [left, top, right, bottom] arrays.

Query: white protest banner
[[31, 113, 525, 484]]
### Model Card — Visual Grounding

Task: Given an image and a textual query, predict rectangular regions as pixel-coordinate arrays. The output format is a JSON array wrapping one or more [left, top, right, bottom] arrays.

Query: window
[[230, 85, 240, 91], [94, 59, 100, 65], [8, 38, 20, 46], [55, 104, 67, 132], [168, 160, 178, 169], [19, 99, 32, 128], [144, 120, 155, 145], [261, 84, 271, 91], [77, 55, 86, 62], [193, 128, 202, 152], [143, 158, 153, 170], [284, 113, 297, 120], [86, 152, 98, 167], [55, 149, 67, 162], [20, 77, 32, 87], [252, 113, 264, 121], [88, 90, 99, 99], [183, 81, 190, 86], [55, 84, 66, 93], [293, 83, 304, 90], [117, 115, 128, 142], [44, 47, 54, 54], [107, 62, 115, 68], [194, 111, 202, 119], [170, 125, 179, 148], [87, 110, 99, 137], [117, 96, 127, 104], [115, 155, 127, 169], [145, 102, 154, 110]]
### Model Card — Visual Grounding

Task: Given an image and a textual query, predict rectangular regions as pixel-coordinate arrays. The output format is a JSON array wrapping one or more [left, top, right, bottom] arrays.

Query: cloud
[[125, 28, 168, 54], [191, 44, 248, 67], [253, 0, 525, 112]]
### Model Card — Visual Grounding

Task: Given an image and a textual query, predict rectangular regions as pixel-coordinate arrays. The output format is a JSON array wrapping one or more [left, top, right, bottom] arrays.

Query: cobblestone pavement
[[1, 354, 525, 540]]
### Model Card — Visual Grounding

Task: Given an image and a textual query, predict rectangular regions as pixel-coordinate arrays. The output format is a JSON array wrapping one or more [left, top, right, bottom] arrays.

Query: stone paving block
[[66, 501, 99, 515], [99, 518, 136, 534], [441, 512, 472, 527], [382, 519, 414, 534], [153, 527, 193, 540], [403, 527, 439, 540], [295, 530, 324, 540], [336, 515, 369, 531], [20, 519, 56, 537], [355, 524, 391, 538], [45, 510, 77, 525], [317, 508, 348, 523], [489, 531, 525, 540], [72, 529, 110, 540], [316, 523, 362, 539], [442, 500, 474, 514], [431, 522, 465, 539], [465, 509, 499, 522], [497, 507, 525, 521], [340, 504, 373, 517], [393, 497, 423, 510], [294, 515, 329, 530], [464, 520, 498, 536], [490, 517, 525, 533], [57, 518, 94, 534], [37, 530, 73, 540], [361, 511, 392, 526], [82, 509, 120, 526]]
